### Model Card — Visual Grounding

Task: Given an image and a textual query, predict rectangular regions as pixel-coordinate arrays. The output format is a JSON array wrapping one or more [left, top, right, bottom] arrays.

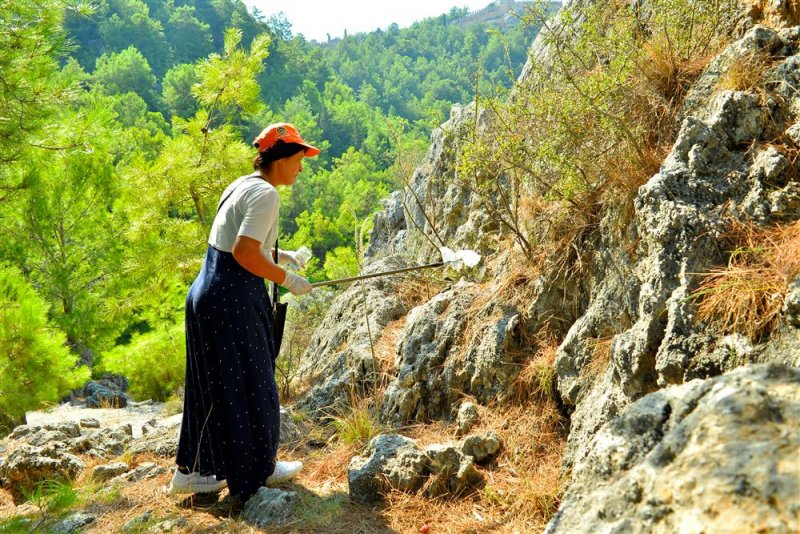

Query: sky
[[242, 0, 495, 42]]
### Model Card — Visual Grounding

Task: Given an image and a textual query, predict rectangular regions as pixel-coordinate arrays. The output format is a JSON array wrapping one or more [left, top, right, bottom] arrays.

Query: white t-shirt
[[208, 174, 280, 255]]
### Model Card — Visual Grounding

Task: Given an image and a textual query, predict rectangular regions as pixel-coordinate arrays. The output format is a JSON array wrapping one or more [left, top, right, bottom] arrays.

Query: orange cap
[[252, 122, 320, 156]]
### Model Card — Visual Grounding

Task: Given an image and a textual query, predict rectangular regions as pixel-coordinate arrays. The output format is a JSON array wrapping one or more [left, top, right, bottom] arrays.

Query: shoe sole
[[165, 481, 227, 494], [266, 468, 302, 487]]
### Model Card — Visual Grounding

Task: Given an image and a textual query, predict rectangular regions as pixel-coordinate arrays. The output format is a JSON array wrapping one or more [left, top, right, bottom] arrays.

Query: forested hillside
[[0, 0, 545, 425]]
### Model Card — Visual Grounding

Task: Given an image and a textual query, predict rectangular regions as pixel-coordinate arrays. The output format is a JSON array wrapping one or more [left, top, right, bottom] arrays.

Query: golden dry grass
[[509, 330, 559, 404], [583, 336, 614, 379], [695, 221, 800, 342], [381, 402, 566, 533], [716, 52, 771, 93]]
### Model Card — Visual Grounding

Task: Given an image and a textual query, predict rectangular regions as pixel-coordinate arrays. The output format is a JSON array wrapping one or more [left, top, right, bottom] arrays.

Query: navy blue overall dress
[[175, 186, 280, 501]]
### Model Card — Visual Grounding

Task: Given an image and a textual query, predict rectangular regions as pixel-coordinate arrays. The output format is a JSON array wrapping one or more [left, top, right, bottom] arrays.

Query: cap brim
[[302, 144, 321, 157]]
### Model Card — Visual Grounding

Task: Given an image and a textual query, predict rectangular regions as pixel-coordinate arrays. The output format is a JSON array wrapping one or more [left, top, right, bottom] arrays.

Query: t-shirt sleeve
[[237, 186, 279, 244]]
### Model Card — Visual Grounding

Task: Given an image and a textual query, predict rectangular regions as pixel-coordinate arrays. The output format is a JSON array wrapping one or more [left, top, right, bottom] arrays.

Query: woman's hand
[[281, 272, 312, 295], [278, 249, 308, 270]]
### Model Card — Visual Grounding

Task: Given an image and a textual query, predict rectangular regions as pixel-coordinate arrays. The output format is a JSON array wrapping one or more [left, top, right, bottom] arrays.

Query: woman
[[167, 123, 318, 501]]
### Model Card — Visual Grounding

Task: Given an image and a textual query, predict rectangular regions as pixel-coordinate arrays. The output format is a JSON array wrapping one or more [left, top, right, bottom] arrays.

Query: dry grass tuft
[[510, 329, 559, 404], [639, 36, 712, 108], [584, 336, 614, 379], [694, 220, 800, 342], [716, 52, 771, 92]]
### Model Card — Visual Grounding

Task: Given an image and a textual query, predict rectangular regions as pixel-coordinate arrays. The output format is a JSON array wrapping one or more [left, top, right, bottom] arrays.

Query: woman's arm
[[232, 235, 287, 284]]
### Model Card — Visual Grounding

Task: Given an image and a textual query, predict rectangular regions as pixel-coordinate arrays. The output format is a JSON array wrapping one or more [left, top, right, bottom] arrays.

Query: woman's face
[[274, 151, 305, 186]]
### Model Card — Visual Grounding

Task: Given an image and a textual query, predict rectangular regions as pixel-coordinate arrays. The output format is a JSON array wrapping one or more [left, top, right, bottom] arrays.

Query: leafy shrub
[[0, 264, 89, 422], [100, 321, 185, 401], [457, 0, 741, 273]]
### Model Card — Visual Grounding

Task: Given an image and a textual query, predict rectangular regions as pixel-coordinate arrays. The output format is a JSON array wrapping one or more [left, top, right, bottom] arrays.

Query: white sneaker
[[266, 461, 303, 486], [166, 469, 227, 494]]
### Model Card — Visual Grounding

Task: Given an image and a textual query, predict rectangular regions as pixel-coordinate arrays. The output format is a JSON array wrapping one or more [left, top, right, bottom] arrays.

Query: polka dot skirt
[[176, 245, 280, 500]]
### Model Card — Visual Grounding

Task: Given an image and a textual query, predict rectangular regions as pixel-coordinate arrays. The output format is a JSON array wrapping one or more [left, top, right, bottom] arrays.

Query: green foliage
[[0, 264, 88, 421], [324, 247, 360, 280], [100, 321, 184, 400], [457, 0, 741, 269], [194, 28, 270, 120], [166, 5, 214, 64], [1, 0, 542, 404], [162, 63, 200, 119], [0, 0, 74, 192], [93, 45, 158, 109], [97, 0, 172, 76], [22, 479, 80, 518]]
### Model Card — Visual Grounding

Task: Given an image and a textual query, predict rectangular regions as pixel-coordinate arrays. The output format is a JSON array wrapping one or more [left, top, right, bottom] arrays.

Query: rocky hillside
[[292, 0, 800, 531]]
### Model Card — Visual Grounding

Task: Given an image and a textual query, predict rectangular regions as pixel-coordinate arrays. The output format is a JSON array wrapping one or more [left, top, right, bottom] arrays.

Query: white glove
[[278, 247, 311, 270], [281, 272, 312, 295]]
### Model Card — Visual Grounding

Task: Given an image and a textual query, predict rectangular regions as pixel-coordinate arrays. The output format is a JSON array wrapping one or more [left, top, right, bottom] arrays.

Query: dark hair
[[252, 141, 305, 171]]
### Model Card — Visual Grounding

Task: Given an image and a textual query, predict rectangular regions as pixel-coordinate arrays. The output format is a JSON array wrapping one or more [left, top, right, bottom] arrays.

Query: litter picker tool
[[310, 247, 481, 288]]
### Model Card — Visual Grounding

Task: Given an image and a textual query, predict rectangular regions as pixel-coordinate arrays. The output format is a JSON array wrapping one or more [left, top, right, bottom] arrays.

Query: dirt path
[[25, 401, 179, 438]]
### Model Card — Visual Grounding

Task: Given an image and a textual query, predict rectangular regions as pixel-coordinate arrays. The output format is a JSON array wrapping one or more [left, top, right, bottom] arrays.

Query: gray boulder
[[27, 430, 70, 447], [84, 380, 128, 408], [242, 487, 300, 528], [51, 512, 96, 534], [79, 418, 100, 429], [382, 283, 525, 424], [295, 256, 409, 417], [127, 426, 177, 458], [423, 444, 484, 498], [555, 25, 800, 471], [0, 444, 85, 487], [279, 407, 302, 445], [91, 461, 130, 482], [547, 364, 800, 534], [784, 276, 800, 328], [348, 434, 429, 504], [455, 402, 479, 437], [460, 431, 502, 464], [110, 462, 166, 484]]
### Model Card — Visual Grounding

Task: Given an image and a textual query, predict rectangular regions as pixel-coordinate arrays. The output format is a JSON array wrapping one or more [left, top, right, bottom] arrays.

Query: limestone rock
[[279, 407, 302, 445], [27, 430, 70, 447], [91, 461, 130, 482], [51, 512, 96, 534], [242, 487, 300, 528], [80, 418, 100, 429], [295, 256, 409, 416], [127, 425, 178, 458], [461, 431, 502, 464], [382, 283, 525, 424], [348, 434, 429, 504], [423, 444, 484, 498], [122, 511, 152, 533], [546, 364, 800, 534], [784, 276, 800, 328], [555, 25, 800, 471], [110, 462, 166, 484], [148, 517, 188, 532], [83, 380, 129, 409], [0, 444, 85, 487], [455, 402, 479, 437]]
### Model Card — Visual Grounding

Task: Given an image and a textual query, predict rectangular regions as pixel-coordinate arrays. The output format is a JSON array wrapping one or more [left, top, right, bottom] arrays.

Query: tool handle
[[311, 262, 444, 288]]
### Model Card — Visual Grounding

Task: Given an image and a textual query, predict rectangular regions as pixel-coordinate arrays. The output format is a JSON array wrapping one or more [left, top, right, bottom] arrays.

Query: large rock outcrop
[[556, 25, 800, 470], [547, 364, 800, 533], [382, 282, 526, 424], [294, 257, 409, 416]]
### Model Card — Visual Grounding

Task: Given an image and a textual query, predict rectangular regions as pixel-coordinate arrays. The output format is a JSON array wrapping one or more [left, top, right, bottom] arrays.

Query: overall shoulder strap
[[215, 173, 262, 215]]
